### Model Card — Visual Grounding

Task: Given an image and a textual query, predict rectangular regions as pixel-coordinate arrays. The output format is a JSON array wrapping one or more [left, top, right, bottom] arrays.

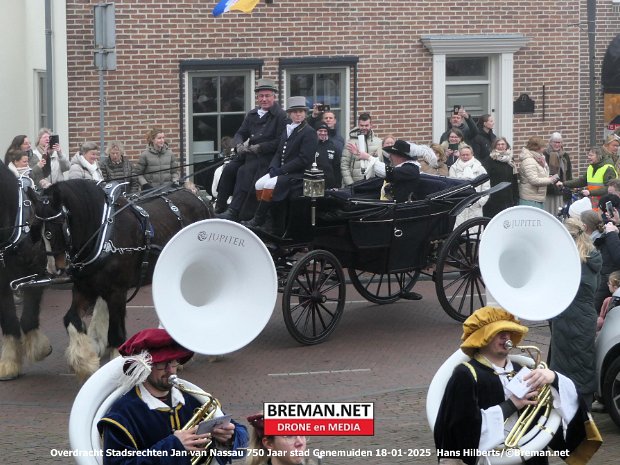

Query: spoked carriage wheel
[[435, 217, 490, 322], [282, 250, 346, 345], [348, 269, 420, 304]]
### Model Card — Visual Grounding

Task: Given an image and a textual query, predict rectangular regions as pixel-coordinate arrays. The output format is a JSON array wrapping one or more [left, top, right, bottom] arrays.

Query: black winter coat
[[315, 138, 342, 189], [270, 121, 318, 202], [439, 117, 478, 143], [385, 162, 420, 202], [592, 230, 620, 311], [232, 103, 288, 218], [482, 157, 518, 217], [471, 129, 496, 163], [550, 250, 602, 396]]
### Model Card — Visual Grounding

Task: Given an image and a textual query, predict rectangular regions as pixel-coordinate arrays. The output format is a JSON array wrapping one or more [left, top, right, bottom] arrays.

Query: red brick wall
[[66, 0, 620, 175]]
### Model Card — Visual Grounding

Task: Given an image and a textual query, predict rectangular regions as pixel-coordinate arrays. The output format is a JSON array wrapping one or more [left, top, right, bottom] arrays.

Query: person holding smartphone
[[439, 128, 466, 168], [30, 128, 69, 189], [439, 105, 478, 144]]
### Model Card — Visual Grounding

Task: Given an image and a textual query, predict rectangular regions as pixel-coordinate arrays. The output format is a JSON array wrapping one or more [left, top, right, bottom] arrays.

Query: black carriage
[[253, 174, 505, 345]]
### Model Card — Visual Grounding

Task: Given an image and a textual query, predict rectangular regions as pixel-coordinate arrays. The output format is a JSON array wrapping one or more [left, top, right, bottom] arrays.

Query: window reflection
[[446, 57, 488, 80], [190, 73, 248, 157]]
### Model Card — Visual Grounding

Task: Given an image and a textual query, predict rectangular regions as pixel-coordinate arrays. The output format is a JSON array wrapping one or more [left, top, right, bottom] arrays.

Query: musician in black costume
[[433, 307, 601, 465]]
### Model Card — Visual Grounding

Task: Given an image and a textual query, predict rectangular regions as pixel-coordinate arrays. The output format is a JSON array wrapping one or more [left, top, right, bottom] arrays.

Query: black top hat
[[383, 140, 412, 158], [254, 79, 278, 93]]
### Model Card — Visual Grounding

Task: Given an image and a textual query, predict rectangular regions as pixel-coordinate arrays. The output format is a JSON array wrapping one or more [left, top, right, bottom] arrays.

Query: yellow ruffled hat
[[460, 307, 528, 356]]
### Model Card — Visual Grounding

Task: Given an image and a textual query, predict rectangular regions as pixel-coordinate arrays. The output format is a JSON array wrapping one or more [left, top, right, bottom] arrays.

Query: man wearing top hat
[[98, 328, 248, 465], [381, 139, 421, 202], [215, 78, 287, 221], [241, 96, 318, 234]]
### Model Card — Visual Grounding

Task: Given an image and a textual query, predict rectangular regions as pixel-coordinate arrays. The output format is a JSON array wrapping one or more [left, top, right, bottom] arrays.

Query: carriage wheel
[[435, 217, 490, 322], [282, 250, 346, 345], [348, 269, 420, 304]]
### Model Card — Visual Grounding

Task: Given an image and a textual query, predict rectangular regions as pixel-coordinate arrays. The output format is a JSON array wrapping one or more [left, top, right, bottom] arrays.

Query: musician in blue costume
[[98, 328, 248, 465], [433, 307, 601, 465]]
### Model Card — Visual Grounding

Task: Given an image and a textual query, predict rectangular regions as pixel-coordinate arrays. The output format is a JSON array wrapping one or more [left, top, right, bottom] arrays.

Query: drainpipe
[[587, 0, 596, 146], [45, 0, 54, 130]]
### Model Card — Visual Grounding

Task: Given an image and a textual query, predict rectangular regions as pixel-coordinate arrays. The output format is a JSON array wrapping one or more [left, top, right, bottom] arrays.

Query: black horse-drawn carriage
[[252, 174, 502, 345], [0, 162, 500, 380]]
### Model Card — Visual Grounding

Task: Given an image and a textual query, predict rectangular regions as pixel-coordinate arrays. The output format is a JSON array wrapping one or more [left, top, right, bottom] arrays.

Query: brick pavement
[[1, 282, 618, 464]]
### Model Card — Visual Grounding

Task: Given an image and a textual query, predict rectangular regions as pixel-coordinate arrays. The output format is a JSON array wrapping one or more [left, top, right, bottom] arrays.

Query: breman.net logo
[[264, 402, 374, 436]]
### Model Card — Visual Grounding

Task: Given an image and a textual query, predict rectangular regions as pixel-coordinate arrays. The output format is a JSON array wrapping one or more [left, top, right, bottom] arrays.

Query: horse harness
[[0, 175, 34, 267], [34, 182, 189, 298]]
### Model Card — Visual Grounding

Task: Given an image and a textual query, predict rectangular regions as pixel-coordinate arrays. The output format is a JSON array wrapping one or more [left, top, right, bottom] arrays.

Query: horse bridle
[[34, 203, 72, 258], [0, 176, 34, 267]]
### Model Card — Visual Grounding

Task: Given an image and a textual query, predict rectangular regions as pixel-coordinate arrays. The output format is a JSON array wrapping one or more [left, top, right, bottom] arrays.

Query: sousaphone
[[68, 219, 278, 464], [426, 206, 581, 464]]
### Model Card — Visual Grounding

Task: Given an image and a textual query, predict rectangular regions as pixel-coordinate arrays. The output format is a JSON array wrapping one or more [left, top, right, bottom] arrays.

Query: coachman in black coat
[[215, 79, 287, 221], [242, 96, 318, 234]]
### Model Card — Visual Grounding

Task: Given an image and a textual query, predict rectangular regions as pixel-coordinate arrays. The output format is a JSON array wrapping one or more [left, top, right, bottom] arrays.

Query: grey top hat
[[286, 96, 308, 111], [254, 78, 278, 93]]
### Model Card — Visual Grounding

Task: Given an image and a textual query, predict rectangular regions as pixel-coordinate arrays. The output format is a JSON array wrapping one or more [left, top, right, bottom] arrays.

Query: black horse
[[0, 163, 50, 380], [29, 179, 212, 380]]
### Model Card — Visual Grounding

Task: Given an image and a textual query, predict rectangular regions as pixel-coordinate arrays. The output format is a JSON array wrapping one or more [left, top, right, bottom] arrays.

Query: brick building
[[4, 1, 620, 183]]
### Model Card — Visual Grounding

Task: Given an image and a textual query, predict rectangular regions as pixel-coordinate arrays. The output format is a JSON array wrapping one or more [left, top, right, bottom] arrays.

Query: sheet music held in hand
[[506, 366, 532, 399]]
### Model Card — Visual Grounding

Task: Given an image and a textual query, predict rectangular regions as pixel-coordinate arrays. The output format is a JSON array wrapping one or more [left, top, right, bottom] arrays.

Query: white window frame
[[34, 70, 48, 130], [421, 34, 528, 145], [184, 69, 254, 163], [282, 66, 351, 140]]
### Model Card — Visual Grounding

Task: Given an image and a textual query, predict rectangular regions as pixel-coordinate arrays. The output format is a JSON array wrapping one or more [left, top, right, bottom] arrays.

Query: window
[[189, 72, 251, 162], [36, 71, 48, 129], [445, 57, 490, 120], [288, 69, 345, 133], [280, 57, 358, 141], [181, 59, 263, 193]]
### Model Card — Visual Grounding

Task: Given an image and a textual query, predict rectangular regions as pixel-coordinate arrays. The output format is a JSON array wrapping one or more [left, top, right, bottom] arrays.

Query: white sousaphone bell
[[426, 206, 581, 464], [68, 219, 278, 465]]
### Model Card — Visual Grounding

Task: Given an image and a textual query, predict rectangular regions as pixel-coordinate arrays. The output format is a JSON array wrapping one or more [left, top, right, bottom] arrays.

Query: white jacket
[[449, 157, 489, 228]]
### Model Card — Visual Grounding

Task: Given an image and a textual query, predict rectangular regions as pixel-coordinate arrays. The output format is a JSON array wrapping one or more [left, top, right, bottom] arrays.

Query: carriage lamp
[[303, 158, 325, 226]]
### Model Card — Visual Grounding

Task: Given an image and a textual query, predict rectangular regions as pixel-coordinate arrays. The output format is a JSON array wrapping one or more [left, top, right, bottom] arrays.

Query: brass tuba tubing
[[503, 345, 554, 449], [169, 375, 222, 465]]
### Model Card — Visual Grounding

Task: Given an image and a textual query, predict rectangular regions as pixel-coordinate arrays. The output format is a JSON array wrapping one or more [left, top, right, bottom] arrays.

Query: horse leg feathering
[[65, 323, 100, 382], [87, 297, 109, 358], [22, 329, 53, 362], [0, 335, 23, 381]]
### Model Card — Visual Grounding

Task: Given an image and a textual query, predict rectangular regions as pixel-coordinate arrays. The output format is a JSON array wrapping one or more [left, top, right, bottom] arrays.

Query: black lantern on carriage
[[303, 154, 325, 226]]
